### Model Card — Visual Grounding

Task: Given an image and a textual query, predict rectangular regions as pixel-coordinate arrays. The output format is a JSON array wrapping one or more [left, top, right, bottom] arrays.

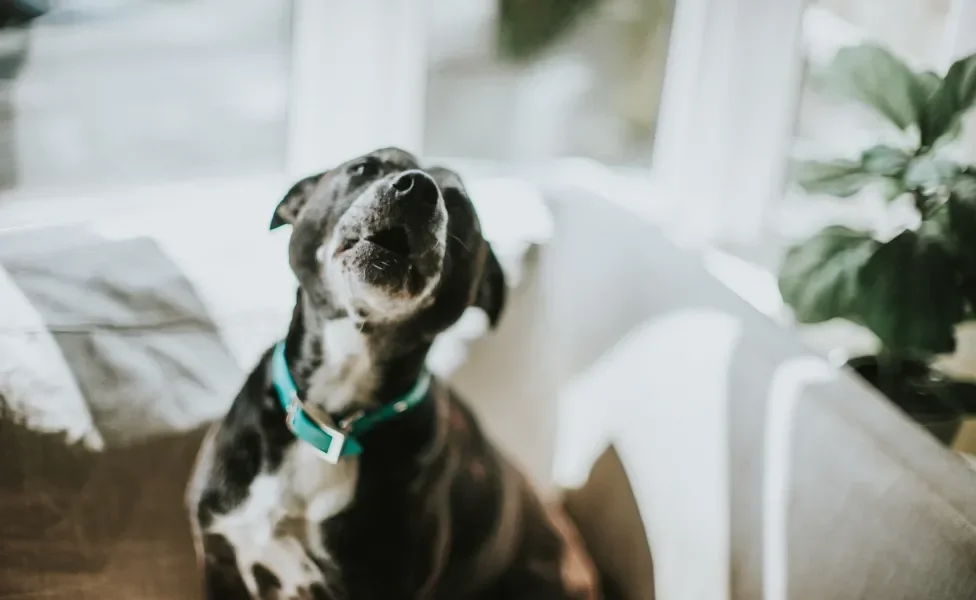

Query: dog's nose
[[392, 172, 418, 194], [391, 171, 438, 207]]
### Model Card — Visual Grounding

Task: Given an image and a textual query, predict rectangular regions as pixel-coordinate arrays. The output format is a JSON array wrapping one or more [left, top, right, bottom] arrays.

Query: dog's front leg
[[187, 423, 333, 599], [200, 532, 252, 599], [199, 530, 329, 600], [193, 482, 331, 600]]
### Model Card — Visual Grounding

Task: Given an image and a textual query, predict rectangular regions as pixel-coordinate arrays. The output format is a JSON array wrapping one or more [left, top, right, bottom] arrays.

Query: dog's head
[[271, 148, 505, 341]]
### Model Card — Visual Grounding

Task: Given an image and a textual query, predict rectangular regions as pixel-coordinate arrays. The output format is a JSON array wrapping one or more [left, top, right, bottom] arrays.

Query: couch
[[2, 170, 976, 599]]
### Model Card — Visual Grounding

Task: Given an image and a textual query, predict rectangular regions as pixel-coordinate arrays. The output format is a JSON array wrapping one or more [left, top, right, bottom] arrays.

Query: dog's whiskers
[[448, 233, 471, 253]]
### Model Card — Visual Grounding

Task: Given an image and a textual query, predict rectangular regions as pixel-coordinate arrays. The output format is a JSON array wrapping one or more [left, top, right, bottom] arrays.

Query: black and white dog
[[187, 148, 600, 600]]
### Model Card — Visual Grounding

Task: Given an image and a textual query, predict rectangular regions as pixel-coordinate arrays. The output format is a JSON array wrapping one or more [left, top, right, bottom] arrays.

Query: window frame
[[286, 0, 812, 247]]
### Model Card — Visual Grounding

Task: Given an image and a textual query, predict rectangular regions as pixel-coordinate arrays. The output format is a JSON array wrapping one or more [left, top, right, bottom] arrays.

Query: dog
[[186, 148, 601, 599]]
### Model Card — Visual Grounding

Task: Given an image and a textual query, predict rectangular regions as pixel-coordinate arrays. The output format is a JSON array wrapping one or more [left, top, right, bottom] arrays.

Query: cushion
[[0, 172, 553, 598]]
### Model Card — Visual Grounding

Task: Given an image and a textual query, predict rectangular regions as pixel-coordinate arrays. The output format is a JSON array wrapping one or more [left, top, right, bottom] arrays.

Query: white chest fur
[[208, 443, 358, 596], [323, 317, 366, 363], [283, 442, 359, 526], [310, 318, 374, 412]]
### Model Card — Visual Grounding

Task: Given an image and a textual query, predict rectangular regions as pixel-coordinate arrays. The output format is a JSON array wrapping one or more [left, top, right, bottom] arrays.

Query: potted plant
[[496, 0, 604, 61], [778, 44, 976, 445]]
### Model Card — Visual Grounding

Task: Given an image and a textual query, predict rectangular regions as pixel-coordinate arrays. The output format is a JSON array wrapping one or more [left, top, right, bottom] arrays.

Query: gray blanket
[[0, 225, 241, 447]]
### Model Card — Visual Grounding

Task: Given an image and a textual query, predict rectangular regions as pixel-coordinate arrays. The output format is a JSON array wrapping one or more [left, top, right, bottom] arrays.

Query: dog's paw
[[245, 537, 330, 599]]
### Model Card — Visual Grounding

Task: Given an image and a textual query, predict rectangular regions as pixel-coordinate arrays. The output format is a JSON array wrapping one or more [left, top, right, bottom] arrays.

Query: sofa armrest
[[540, 192, 976, 599]]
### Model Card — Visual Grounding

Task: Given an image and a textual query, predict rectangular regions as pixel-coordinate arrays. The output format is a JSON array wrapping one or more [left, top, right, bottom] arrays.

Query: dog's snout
[[392, 172, 417, 194], [391, 171, 438, 207]]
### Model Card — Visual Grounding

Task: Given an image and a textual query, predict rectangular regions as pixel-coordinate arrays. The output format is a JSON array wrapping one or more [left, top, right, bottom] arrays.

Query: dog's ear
[[474, 242, 506, 328], [270, 172, 324, 230]]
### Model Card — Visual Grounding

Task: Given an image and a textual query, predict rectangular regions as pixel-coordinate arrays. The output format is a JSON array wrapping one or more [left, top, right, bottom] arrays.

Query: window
[[422, 0, 674, 167], [0, 0, 293, 194]]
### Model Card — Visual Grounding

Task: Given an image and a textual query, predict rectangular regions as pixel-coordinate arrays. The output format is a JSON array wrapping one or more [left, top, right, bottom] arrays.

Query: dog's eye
[[350, 159, 379, 178]]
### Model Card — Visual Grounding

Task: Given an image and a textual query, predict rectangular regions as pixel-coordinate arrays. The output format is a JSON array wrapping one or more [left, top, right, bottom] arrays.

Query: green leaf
[[941, 54, 976, 112], [861, 145, 911, 176], [881, 176, 907, 201], [778, 226, 879, 323], [915, 71, 945, 145], [853, 229, 963, 355], [497, 0, 603, 61], [920, 54, 976, 146], [951, 173, 976, 200], [904, 155, 960, 192], [947, 179, 976, 272], [943, 119, 966, 143], [822, 45, 926, 131], [916, 71, 943, 97], [792, 159, 874, 197]]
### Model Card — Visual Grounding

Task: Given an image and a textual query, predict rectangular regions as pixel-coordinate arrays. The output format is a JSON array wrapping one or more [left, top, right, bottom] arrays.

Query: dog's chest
[[212, 444, 358, 555], [206, 443, 358, 597], [309, 318, 374, 413], [280, 443, 359, 525]]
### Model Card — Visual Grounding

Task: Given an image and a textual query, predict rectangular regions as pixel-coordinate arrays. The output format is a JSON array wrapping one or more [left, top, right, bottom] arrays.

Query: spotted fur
[[186, 148, 600, 600]]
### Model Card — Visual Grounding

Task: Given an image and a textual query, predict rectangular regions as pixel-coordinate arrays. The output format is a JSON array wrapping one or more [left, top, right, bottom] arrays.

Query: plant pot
[[846, 355, 966, 446]]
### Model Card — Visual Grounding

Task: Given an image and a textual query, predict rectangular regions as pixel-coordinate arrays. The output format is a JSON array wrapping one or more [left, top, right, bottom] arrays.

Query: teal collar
[[271, 341, 431, 463]]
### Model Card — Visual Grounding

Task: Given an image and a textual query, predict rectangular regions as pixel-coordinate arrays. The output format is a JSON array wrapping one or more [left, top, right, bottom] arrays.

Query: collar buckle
[[284, 393, 346, 464], [272, 341, 428, 464]]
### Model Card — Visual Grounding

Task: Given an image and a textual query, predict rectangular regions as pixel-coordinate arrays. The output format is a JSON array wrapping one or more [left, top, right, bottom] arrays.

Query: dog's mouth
[[328, 214, 446, 314], [333, 225, 419, 297], [364, 226, 411, 257], [336, 225, 411, 260]]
